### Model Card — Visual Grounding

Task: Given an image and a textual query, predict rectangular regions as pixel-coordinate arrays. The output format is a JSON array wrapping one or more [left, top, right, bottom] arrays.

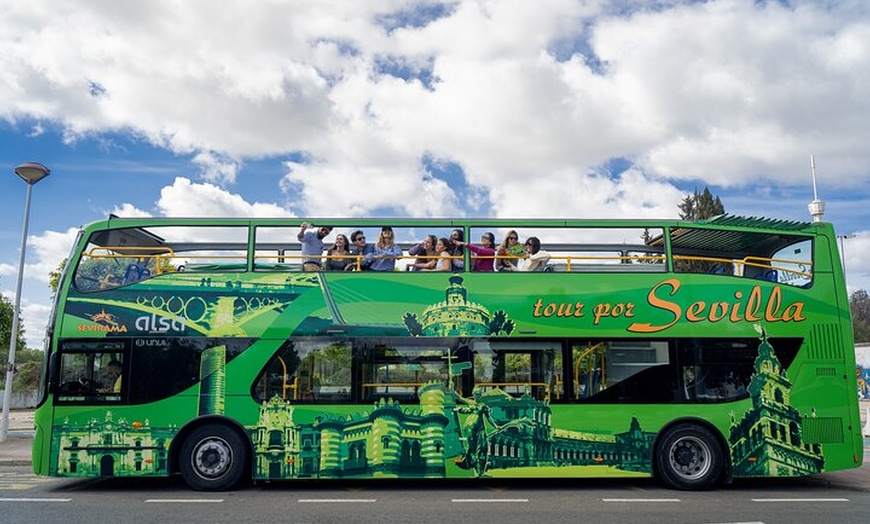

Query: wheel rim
[[191, 436, 233, 480], [668, 435, 712, 481]]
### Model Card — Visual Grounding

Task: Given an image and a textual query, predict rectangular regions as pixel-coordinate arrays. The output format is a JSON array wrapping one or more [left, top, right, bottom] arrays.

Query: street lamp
[[0, 162, 50, 443]]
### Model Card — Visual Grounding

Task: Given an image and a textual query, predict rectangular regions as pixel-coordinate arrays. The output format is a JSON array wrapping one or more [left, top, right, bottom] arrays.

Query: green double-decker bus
[[33, 214, 861, 491]]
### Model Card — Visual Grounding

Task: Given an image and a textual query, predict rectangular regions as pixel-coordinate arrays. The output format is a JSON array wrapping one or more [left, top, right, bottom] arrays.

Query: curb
[[0, 458, 32, 467]]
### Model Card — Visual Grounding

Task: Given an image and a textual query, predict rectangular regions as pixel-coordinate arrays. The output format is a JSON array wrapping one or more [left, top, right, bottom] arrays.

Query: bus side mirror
[[47, 351, 59, 394]]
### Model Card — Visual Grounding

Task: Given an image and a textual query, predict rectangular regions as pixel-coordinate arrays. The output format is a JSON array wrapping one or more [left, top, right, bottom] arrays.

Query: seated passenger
[[455, 232, 496, 272], [326, 234, 354, 271], [496, 230, 524, 271], [519, 237, 550, 272], [367, 226, 403, 272], [421, 238, 453, 272], [347, 230, 374, 271], [450, 229, 465, 271], [408, 234, 438, 271]]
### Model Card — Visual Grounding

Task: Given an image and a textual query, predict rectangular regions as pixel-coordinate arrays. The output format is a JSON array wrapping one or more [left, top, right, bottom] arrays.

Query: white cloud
[[192, 151, 240, 185], [2, 0, 870, 347], [843, 232, 870, 294], [1, 0, 866, 219], [110, 203, 152, 218], [158, 177, 293, 217]]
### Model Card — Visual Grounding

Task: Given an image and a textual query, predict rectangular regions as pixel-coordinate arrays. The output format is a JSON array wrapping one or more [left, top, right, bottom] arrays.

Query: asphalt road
[[1, 467, 869, 524]]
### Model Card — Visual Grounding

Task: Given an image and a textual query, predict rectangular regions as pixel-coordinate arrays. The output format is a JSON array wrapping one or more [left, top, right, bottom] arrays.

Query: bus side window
[[57, 351, 124, 401], [253, 340, 352, 404]]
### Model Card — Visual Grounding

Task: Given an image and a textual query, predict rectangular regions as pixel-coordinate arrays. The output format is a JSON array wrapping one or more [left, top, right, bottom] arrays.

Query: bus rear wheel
[[179, 424, 249, 491], [656, 423, 724, 490]]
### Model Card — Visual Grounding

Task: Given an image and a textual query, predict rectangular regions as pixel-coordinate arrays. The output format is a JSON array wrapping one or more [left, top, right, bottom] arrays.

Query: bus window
[[768, 238, 813, 287], [57, 341, 126, 402], [580, 340, 674, 404], [471, 340, 562, 401], [359, 338, 460, 402], [254, 339, 352, 403], [676, 340, 757, 402]]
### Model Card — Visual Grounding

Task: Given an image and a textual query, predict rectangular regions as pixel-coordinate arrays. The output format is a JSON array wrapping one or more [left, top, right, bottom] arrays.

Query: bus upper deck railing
[[77, 246, 814, 284]]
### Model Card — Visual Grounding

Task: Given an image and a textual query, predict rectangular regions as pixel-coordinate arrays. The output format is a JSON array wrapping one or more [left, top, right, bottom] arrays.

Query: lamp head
[[14, 162, 51, 185]]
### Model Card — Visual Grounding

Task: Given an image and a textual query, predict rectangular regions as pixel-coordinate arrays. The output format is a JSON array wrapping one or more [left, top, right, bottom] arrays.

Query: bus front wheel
[[179, 424, 249, 491], [656, 423, 724, 490]]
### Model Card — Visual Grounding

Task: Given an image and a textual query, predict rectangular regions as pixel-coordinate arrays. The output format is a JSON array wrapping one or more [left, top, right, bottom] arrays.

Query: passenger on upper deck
[[326, 234, 354, 271], [421, 238, 453, 272], [298, 222, 333, 271], [496, 230, 524, 271], [347, 230, 374, 271], [408, 234, 438, 271], [455, 232, 496, 272], [367, 226, 403, 272], [518, 237, 550, 272], [450, 229, 465, 271]]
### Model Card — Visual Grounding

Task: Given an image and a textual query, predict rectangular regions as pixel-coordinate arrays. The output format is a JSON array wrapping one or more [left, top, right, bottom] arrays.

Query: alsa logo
[[134, 313, 185, 333], [78, 310, 128, 333]]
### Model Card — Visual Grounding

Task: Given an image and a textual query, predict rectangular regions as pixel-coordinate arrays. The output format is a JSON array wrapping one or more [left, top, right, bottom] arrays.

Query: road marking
[[451, 498, 529, 503], [602, 498, 681, 503], [707, 522, 766, 524], [298, 499, 376, 503], [0, 497, 71, 502], [0, 484, 36, 490], [145, 499, 224, 503], [751, 498, 849, 502]]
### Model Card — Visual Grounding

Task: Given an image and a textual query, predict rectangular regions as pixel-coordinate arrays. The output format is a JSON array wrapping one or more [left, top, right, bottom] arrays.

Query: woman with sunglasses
[[455, 232, 497, 272], [496, 230, 524, 271], [368, 226, 403, 272]]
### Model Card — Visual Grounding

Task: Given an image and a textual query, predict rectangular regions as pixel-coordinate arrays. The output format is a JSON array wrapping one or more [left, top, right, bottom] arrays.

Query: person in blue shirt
[[367, 226, 403, 271], [347, 229, 374, 271]]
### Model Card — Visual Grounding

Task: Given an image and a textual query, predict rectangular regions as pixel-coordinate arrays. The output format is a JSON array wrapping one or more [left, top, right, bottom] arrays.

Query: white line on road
[[0, 497, 71, 502], [145, 499, 224, 503], [451, 498, 529, 503], [706, 522, 767, 524], [602, 498, 681, 503], [297, 499, 376, 503], [751, 498, 849, 502]]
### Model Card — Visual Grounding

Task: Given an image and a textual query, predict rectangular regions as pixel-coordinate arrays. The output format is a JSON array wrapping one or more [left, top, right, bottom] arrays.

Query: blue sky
[[1, 0, 868, 348]]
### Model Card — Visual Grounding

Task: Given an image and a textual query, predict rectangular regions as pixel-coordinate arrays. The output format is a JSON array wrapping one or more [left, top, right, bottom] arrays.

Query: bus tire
[[656, 423, 724, 490], [179, 424, 249, 491]]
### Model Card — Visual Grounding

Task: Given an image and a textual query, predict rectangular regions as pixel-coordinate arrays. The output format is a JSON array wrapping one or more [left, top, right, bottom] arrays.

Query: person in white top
[[519, 236, 550, 272], [297, 222, 333, 271]]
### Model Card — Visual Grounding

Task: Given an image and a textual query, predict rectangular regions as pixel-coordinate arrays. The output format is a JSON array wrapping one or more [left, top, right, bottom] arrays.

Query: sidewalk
[[2, 406, 869, 490], [0, 409, 35, 467]]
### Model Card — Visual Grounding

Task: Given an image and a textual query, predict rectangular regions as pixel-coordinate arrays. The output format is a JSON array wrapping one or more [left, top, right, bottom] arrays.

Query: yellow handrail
[[476, 381, 551, 400]]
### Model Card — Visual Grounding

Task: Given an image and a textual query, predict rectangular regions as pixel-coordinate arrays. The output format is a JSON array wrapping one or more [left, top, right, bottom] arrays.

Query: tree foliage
[[675, 186, 728, 274], [678, 186, 725, 221], [851, 289, 870, 343], [0, 285, 29, 390], [49, 257, 66, 299]]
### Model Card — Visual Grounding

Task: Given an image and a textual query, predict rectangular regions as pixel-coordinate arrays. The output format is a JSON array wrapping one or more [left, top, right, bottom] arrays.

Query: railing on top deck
[[79, 246, 813, 279]]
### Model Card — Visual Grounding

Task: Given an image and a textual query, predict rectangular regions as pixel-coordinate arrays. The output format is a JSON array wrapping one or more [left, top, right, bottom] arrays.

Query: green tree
[[679, 186, 725, 221], [0, 288, 28, 390], [49, 257, 66, 299], [851, 289, 870, 343], [675, 186, 728, 274]]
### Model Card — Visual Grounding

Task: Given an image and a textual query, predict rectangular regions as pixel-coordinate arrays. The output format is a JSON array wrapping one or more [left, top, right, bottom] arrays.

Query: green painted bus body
[[31, 216, 861, 485]]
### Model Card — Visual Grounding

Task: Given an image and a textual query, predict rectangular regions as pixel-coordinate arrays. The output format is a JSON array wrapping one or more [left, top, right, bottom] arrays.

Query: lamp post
[[0, 162, 50, 443]]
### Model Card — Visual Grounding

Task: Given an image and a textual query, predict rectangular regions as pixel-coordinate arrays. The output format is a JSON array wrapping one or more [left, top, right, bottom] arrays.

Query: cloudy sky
[[1, 0, 868, 348]]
